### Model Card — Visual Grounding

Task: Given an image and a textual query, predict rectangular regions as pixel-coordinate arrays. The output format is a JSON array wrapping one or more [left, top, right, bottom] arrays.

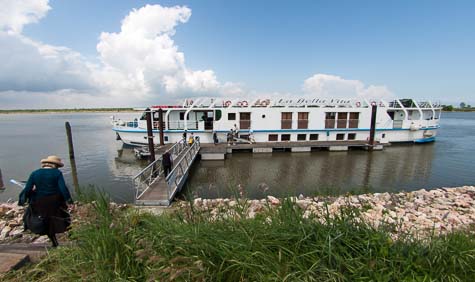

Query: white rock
[[267, 196, 280, 205]]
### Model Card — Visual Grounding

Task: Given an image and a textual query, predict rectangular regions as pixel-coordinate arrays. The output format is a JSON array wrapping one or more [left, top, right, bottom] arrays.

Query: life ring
[[237, 101, 242, 107], [241, 100, 248, 107], [225, 100, 232, 107], [355, 101, 361, 107], [260, 100, 269, 107], [187, 99, 193, 105]]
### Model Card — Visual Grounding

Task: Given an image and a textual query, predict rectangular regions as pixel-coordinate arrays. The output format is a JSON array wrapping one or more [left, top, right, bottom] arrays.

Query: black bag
[[23, 205, 47, 235]]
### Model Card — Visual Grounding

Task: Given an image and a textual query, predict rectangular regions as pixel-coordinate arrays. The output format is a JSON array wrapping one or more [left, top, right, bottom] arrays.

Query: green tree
[[442, 105, 454, 111], [460, 102, 466, 108]]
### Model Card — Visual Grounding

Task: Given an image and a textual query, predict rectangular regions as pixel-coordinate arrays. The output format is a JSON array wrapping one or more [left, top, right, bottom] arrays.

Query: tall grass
[[4, 196, 475, 281]]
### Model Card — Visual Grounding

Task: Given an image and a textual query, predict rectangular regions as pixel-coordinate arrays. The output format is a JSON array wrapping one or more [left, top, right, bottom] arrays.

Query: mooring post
[[65, 122, 80, 192], [368, 105, 377, 151], [65, 122, 75, 159], [158, 108, 165, 146], [145, 108, 156, 163], [0, 168, 5, 190]]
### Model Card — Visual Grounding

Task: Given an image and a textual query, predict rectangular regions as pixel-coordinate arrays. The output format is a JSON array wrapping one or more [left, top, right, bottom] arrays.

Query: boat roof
[[148, 97, 441, 110]]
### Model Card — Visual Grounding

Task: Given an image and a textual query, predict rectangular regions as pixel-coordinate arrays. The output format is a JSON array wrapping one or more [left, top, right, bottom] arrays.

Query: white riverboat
[[112, 97, 441, 146]]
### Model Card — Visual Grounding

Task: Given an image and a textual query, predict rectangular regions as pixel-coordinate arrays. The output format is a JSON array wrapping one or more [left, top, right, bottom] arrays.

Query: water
[[0, 112, 474, 202]]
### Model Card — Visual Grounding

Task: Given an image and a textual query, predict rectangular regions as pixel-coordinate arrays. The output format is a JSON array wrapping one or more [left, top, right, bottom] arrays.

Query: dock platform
[[200, 140, 384, 159]]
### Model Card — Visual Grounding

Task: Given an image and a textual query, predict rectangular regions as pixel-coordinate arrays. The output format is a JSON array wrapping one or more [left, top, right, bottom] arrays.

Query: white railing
[[133, 140, 188, 200], [164, 140, 201, 201], [167, 121, 199, 130]]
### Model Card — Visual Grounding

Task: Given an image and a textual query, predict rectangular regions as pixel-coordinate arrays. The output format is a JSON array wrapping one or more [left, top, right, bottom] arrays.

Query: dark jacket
[[162, 152, 172, 167], [19, 168, 72, 206]]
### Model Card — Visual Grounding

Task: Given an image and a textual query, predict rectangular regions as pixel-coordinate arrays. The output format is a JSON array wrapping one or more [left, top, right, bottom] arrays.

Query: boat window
[[281, 112, 293, 129], [309, 134, 319, 141], [348, 133, 356, 140], [349, 112, 360, 128], [336, 133, 345, 140], [179, 112, 185, 120], [281, 134, 291, 141], [215, 110, 222, 121], [337, 112, 348, 128], [298, 112, 309, 129], [140, 112, 147, 120], [240, 112, 251, 129], [297, 134, 306, 141], [325, 112, 336, 129], [268, 134, 278, 141], [228, 113, 236, 120]]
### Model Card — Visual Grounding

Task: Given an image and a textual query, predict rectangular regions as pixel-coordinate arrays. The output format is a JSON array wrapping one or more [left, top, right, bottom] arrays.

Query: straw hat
[[40, 155, 64, 167]]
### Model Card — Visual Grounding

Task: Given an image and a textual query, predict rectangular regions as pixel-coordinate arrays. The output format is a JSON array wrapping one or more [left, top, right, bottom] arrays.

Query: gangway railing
[[164, 140, 201, 202], [133, 140, 188, 200]]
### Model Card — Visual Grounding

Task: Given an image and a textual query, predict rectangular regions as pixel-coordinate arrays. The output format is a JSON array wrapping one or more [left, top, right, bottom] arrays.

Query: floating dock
[[200, 141, 384, 160]]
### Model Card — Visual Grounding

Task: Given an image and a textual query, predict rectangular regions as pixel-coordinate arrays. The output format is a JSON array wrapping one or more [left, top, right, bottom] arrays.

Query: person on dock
[[162, 151, 173, 178], [233, 124, 239, 139], [213, 131, 218, 145], [182, 130, 187, 142], [18, 156, 72, 247], [249, 130, 256, 144], [227, 129, 233, 146], [188, 133, 195, 146]]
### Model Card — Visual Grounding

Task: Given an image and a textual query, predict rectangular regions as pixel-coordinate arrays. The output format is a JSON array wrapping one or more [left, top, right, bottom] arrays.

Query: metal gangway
[[133, 139, 201, 206]]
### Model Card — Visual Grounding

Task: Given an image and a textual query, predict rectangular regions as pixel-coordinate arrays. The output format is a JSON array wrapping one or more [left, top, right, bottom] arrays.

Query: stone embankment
[[0, 202, 127, 244], [1, 186, 474, 243], [180, 186, 475, 238]]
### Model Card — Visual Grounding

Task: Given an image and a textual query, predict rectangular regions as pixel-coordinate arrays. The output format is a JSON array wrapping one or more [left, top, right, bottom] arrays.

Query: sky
[[0, 0, 474, 109]]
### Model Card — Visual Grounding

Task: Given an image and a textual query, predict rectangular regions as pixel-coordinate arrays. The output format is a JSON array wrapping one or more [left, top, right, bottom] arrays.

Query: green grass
[[4, 196, 475, 281]]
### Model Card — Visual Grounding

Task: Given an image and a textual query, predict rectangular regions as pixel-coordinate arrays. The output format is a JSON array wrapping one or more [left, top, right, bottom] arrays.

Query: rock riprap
[[1, 186, 474, 242], [177, 186, 475, 238]]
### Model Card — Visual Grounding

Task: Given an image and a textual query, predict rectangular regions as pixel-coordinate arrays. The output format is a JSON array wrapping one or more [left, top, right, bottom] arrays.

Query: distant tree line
[[0, 108, 136, 114], [441, 102, 474, 112]]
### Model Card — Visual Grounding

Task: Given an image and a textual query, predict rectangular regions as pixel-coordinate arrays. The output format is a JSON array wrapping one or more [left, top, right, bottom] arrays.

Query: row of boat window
[[267, 133, 357, 142]]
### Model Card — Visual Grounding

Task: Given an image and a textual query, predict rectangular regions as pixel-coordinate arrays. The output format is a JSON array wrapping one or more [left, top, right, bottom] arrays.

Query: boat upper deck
[[149, 97, 442, 111]]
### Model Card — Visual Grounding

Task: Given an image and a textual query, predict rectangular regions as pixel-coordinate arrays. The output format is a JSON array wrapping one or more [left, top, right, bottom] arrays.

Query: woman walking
[[19, 156, 72, 247]]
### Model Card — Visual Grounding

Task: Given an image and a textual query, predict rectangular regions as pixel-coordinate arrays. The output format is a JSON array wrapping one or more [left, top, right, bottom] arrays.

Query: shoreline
[[1, 185, 474, 244], [0, 108, 138, 114], [176, 185, 475, 238]]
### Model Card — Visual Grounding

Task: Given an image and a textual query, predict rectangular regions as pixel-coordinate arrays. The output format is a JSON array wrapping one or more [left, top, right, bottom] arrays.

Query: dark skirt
[[30, 194, 71, 235]]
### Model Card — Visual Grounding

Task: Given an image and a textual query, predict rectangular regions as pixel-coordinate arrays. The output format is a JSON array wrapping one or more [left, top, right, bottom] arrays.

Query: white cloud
[[0, 2, 395, 109], [0, 0, 50, 33], [302, 74, 393, 100], [0, 33, 95, 92], [96, 4, 228, 99]]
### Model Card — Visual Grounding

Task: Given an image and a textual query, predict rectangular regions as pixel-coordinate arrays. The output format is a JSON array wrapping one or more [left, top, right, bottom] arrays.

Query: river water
[[0, 112, 474, 203]]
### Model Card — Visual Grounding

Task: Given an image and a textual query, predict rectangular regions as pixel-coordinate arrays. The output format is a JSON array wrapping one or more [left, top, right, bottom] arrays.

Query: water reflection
[[184, 143, 436, 199]]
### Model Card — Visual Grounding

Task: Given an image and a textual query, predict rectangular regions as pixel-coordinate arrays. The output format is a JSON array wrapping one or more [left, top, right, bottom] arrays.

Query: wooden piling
[[145, 108, 156, 162], [0, 169, 5, 189], [65, 122, 80, 192], [158, 108, 164, 146], [368, 105, 377, 151], [65, 122, 75, 160]]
